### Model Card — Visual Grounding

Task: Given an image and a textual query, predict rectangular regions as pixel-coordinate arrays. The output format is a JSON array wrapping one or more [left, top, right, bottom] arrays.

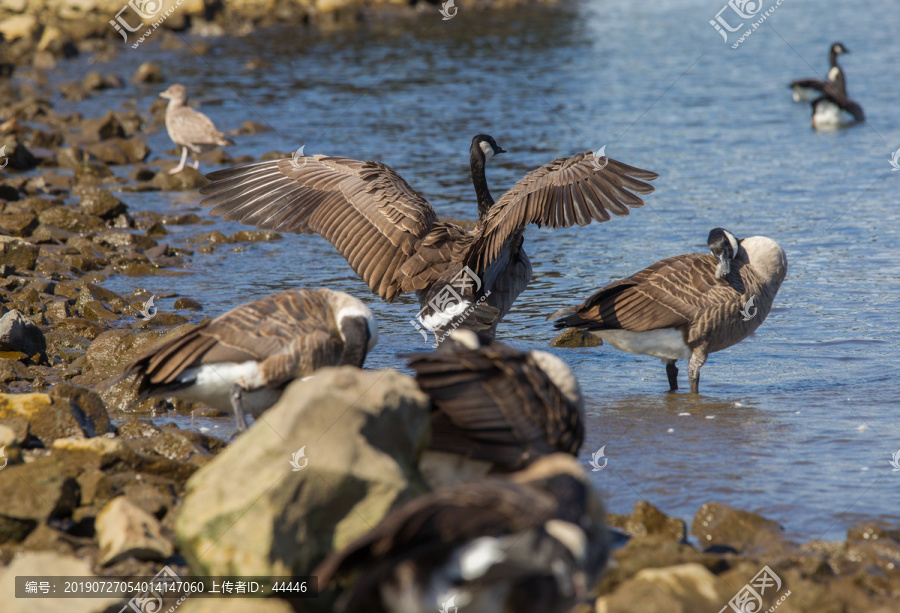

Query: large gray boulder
[[176, 367, 430, 579]]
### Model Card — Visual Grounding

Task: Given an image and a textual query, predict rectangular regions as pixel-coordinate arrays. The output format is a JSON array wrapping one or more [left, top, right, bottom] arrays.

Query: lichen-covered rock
[[96, 496, 174, 565], [551, 327, 603, 348], [77, 187, 127, 219], [0, 392, 110, 445], [176, 367, 430, 579]]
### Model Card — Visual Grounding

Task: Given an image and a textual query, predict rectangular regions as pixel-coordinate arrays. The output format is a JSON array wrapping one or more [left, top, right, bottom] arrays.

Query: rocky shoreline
[[0, 17, 899, 613]]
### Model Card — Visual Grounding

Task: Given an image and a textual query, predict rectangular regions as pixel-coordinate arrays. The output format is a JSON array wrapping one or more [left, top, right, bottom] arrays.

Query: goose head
[[831, 42, 849, 56], [471, 134, 506, 163], [707, 227, 741, 279], [334, 292, 379, 367]]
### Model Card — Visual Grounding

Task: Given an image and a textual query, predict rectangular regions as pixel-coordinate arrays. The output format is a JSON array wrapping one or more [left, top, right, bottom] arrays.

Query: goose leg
[[688, 350, 708, 394], [666, 360, 679, 391], [168, 147, 188, 175], [189, 157, 199, 170], [230, 384, 250, 432]]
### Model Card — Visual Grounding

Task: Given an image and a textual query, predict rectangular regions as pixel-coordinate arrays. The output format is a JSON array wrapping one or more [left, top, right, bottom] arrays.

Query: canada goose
[[159, 84, 233, 175], [548, 228, 787, 394], [314, 454, 607, 613], [789, 42, 850, 102], [810, 92, 865, 130], [408, 329, 584, 486], [123, 288, 377, 430], [198, 135, 657, 339]]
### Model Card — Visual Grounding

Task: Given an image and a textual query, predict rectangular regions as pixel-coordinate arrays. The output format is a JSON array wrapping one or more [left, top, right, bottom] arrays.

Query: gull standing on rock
[[159, 83, 233, 175]]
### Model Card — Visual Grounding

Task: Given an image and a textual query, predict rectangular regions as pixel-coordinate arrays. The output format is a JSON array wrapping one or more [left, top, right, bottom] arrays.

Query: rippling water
[[50, 0, 900, 540]]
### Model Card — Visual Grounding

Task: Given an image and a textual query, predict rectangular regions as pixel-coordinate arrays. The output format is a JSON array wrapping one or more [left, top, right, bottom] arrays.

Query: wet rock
[[48, 383, 111, 435], [173, 297, 202, 311], [150, 167, 210, 191], [0, 139, 37, 170], [38, 205, 105, 232], [132, 61, 163, 84], [176, 367, 430, 577], [44, 300, 71, 322], [0, 183, 21, 200], [239, 120, 273, 134], [36, 25, 78, 59], [0, 391, 110, 445], [53, 317, 105, 341], [0, 237, 39, 272], [84, 137, 150, 165], [0, 211, 38, 236], [96, 496, 173, 565], [146, 221, 168, 238], [82, 328, 165, 379], [551, 327, 603, 348], [77, 187, 127, 219], [80, 71, 121, 92], [607, 501, 687, 541], [81, 300, 119, 323], [81, 111, 125, 142], [93, 231, 158, 251], [51, 436, 135, 473], [73, 160, 114, 185], [691, 502, 787, 554], [0, 358, 33, 383], [0, 457, 79, 542], [0, 551, 120, 613], [595, 563, 730, 613], [0, 309, 46, 358], [0, 15, 38, 43]]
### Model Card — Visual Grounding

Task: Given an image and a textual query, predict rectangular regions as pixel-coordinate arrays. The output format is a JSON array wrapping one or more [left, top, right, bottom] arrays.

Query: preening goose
[[198, 135, 657, 339], [407, 329, 584, 486], [549, 228, 787, 394], [123, 288, 377, 430], [159, 84, 233, 175], [314, 454, 607, 613], [789, 42, 850, 102]]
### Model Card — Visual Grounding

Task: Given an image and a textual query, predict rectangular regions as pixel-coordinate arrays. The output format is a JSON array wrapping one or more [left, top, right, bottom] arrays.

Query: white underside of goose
[[590, 328, 691, 362], [812, 100, 856, 129], [171, 362, 282, 415]]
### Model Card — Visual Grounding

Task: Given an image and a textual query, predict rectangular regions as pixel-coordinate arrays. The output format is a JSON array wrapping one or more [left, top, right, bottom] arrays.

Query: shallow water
[[47, 0, 900, 541]]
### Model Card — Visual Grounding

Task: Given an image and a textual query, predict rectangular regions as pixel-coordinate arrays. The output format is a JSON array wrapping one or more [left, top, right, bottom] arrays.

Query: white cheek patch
[[458, 537, 504, 580], [724, 230, 739, 259], [337, 305, 378, 350], [479, 141, 495, 158]]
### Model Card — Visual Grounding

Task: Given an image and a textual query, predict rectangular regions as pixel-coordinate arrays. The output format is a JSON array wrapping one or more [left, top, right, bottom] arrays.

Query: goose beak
[[496, 147, 507, 155], [715, 253, 730, 279]]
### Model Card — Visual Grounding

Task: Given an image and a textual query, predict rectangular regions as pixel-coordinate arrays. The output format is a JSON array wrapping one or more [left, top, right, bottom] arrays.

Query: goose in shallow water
[[407, 329, 584, 486], [159, 84, 233, 175], [314, 453, 607, 613], [789, 42, 850, 102], [810, 91, 865, 130], [123, 288, 377, 430], [199, 135, 657, 339], [548, 228, 787, 394]]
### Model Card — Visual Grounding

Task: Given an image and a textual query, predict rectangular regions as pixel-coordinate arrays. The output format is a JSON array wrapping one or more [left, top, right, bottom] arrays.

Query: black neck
[[470, 145, 494, 220], [829, 48, 840, 68], [339, 316, 370, 368]]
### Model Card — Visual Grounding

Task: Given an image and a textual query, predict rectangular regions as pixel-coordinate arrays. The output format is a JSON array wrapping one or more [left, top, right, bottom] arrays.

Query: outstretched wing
[[467, 152, 658, 272], [199, 156, 439, 301]]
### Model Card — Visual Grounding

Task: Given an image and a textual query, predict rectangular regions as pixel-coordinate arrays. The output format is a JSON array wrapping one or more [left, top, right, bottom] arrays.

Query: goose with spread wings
[[199, 135, 657, 338]]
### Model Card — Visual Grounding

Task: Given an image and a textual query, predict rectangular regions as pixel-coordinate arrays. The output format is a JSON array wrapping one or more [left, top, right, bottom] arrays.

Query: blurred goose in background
[[160, 83, 233, 175], [789, 42, 850, 102], [407, 329, 584, 487], [124, 288, 377, 431], [314, 454, 608, 613], [199, 134, 657, 339], [810, 92, 865, 130], [549, 228, 787, 394]]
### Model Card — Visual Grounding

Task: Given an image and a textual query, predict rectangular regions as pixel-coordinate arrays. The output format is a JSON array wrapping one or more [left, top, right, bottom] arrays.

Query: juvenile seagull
[[407, 330, 584, 486], [159, 83, 233, 175], [123, 288, 377, 430], [314, 454, 608, 613], [789, 42, 850, 102], [199, 134, 657, 338], [549, 228, 787, 394]]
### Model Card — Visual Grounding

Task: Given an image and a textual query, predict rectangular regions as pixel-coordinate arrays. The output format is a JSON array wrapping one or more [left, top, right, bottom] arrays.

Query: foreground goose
[[789, 42, 850, 102], [159, 84, 233, 175], [314, 454, 607, 613], [810, 92, 865, 130], [408, 329, 584, 486], [199, 135, 657, 339], [124, 288, 377, 430], [549, 228, 787, 393]]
